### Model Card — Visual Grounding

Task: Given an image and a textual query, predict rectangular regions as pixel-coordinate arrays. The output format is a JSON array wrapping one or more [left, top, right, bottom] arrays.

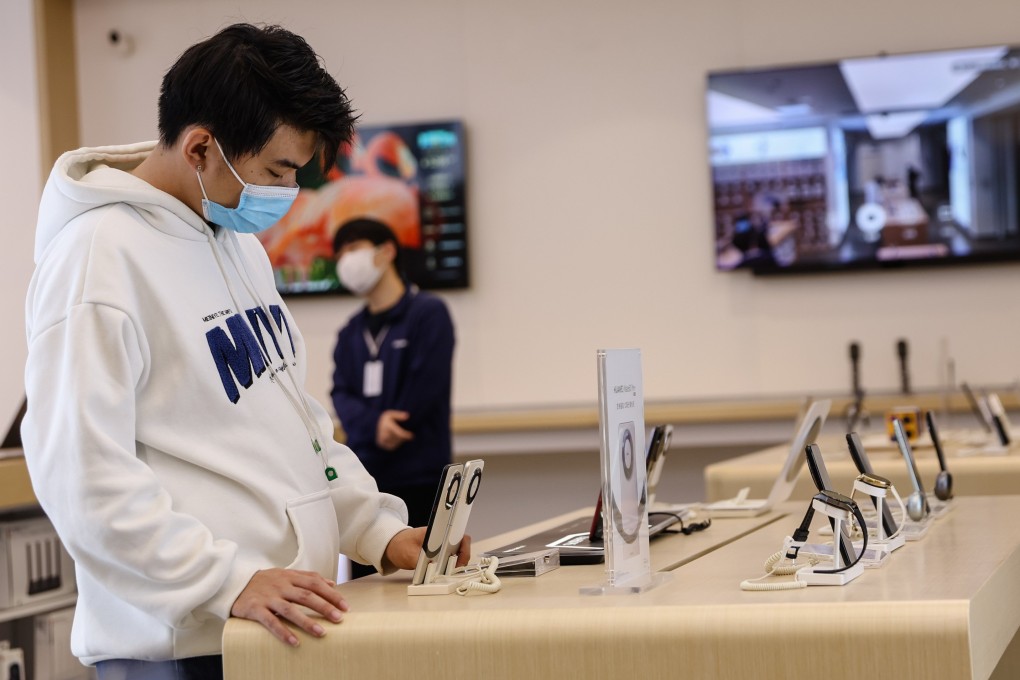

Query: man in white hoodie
[[21, 23, 464, 680]]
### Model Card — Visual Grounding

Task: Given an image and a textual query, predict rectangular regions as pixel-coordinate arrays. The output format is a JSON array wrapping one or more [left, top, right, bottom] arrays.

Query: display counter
[[704, 430, 1020, 503], [223, 496, 1020, 680]]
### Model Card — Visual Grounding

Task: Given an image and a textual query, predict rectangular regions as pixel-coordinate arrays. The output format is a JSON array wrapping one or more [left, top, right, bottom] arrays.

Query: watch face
[[613, 421, 641, 544], [860, 473, 890, 489], [621, 425, 635, 479], [819, 489, 854, 511]]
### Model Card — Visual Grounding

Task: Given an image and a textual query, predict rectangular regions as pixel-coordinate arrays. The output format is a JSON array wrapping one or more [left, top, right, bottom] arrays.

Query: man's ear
[[180, 127, 214, 172], [378, 240, 399, 266]]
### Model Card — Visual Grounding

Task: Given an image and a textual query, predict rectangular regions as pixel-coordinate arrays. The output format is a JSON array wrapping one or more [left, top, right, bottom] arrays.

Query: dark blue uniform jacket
[[331, 289, 454, 489]]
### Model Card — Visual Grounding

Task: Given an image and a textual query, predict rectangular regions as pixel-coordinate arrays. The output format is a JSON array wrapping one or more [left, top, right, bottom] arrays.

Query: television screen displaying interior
[[707, 45, 1020, 273], [257, 119, 468, 293]]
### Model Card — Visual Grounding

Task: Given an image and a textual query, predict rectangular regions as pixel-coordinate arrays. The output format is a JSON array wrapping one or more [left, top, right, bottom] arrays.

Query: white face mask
[[336, 247, 384, 295]]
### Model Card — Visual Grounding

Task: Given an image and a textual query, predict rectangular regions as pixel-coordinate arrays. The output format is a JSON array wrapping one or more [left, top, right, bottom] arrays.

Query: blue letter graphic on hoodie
[[206, 314, 269, 404], [206, 306, 297, 403], [246, 307, 284, 361]]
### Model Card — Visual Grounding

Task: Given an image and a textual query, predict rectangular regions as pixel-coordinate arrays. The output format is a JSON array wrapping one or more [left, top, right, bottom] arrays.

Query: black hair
[[158, 23, 356, 169], [333, 218, 402, 273]]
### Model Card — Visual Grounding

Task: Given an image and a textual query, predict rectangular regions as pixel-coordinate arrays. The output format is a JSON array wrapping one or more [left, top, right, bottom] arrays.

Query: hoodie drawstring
[[204, 227, 335, 481]]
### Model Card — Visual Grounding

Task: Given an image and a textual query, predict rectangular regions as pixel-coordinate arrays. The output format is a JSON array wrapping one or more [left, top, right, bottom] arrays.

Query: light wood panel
[[34, 0, 80, 171], [452, 390, 1020, 434], [0, 456, 37, 512]]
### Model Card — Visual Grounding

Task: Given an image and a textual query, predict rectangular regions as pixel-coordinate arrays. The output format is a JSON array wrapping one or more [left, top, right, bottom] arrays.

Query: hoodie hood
[[35, 141, 211, 262]]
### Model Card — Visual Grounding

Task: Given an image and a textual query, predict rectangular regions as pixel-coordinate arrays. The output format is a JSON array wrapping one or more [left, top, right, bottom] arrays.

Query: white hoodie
[[22, 142, 409, 664]]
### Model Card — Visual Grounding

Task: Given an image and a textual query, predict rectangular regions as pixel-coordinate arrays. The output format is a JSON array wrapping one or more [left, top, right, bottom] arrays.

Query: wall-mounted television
[[707, 45, 1020, 274], [257, 119, 468, 293]]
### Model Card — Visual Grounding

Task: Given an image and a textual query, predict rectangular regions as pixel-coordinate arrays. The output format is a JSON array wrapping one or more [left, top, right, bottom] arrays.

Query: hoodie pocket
[[285, 489, 340, 579]]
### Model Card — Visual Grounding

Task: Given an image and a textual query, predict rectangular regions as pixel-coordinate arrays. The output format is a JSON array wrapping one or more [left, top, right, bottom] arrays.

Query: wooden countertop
[[224, 496, 1020, 679]]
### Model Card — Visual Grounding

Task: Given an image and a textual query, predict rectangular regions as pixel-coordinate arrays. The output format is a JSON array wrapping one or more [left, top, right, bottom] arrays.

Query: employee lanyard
[[363, 326, 390, 360], [360, 287, 416, 397], [361, 325, 388, 399]]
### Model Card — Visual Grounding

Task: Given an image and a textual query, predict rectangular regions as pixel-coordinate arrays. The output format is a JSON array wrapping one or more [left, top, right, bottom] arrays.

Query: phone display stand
[[409, 460, 499, 597], [408, 556, 470, 596], [408, 558, 467, 595], [407, 556, 499, 596], [898, 514, 933, 541], [851, 478, 905, 555], [986, 393, 1015, 448], [795, 499, 864, 586], [798, 541, 889, 569], [929, 499, 953, 519]]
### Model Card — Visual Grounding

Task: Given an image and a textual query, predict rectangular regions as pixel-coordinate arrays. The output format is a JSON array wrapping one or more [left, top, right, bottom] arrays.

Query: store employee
[[331, 219, 456, 576]]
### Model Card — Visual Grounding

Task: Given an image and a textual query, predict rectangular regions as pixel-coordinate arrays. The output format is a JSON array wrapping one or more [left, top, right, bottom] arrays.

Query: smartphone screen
[[645, 425, 672, 504], [961, 382, 993, 433], [588, 492, 604, 542], [892, 419, 930, 517], [987, 393, 1012, 446], [805, 444, 856, 567], [926, 411, 949, 472], [435, 460, 484, 574], [845, 433, 898, 538], [411, 463, 464, 585]]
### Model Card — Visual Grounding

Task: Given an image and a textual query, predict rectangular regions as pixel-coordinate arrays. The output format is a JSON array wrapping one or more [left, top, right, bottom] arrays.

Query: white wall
[[70, 0, 1020, 415], [1, 0, 42, 426]]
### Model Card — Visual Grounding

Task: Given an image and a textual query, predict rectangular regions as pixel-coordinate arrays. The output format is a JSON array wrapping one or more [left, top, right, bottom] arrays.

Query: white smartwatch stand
[[795, 498, 865, 587], [851, 477, 905, 557]]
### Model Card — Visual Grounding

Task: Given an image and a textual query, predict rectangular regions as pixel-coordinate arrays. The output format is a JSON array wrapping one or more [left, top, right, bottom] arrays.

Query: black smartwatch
[[812, 490, 868, 574]]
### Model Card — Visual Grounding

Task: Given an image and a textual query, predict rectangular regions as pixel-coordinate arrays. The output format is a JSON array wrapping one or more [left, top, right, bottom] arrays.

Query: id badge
[[363, 360, 383, 397]]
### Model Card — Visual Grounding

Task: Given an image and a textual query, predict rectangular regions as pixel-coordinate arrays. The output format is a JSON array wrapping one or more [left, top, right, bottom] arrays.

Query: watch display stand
[[851, 477, 904, 557], [796, 500, 865, 587]]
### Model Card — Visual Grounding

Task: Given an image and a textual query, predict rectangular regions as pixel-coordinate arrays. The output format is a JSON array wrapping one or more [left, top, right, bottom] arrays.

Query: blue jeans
[[95, 655, 223, 680]]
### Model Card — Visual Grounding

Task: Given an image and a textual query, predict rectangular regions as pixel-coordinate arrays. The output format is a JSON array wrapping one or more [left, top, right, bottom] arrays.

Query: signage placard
[[581, 348, 669, 595]]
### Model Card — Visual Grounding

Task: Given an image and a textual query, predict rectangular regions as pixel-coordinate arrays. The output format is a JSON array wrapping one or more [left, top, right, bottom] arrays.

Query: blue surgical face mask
[[196, 138, 299, 233]]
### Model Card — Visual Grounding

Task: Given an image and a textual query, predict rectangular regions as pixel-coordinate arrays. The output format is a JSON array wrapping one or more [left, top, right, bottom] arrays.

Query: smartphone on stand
[[892, 418, 930, 521], [987, 393, 1012, 447], [961, 382, 994, 434], [645, 425, 673, 506], [412, 463, 464, 586], [804, 443, 856, 567], [845, 433, 898, 538], [435, 460, 484, 574]]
